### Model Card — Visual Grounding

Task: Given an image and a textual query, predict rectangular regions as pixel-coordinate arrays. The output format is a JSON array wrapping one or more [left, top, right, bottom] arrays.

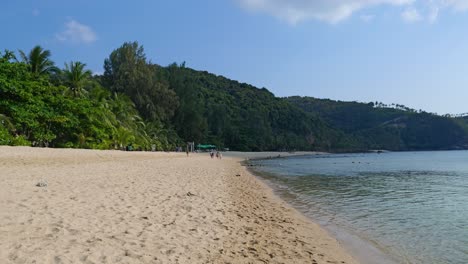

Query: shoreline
[[0, 147, 358, 263], [225, 155, 360, 264], [223, 151, 328, 161], [243, 154, 398, 264]]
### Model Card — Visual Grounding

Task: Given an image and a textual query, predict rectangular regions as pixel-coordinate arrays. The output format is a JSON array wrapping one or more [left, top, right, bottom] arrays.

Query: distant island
[[1, 42, 468, 152]]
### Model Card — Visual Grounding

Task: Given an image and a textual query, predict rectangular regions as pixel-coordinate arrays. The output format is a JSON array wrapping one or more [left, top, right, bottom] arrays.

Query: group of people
[[175, 146, 185, 152], [180, 146, 222, 159], [209, 150, 222, 159]]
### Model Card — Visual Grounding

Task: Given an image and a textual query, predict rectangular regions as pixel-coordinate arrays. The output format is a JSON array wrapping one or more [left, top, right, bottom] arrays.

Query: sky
[[3, 0, 468, 114]]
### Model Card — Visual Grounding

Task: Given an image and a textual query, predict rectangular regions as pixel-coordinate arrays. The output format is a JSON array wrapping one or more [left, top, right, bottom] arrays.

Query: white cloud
[[236, 0, 468, 24], [445, 0, 468, 11], [56, 19, 97, 44], [237, 0, 415, 24], [402, 7, 423, 21]]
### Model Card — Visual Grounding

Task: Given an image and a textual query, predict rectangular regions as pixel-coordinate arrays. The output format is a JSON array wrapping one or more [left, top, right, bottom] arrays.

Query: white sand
[[0, 147, 358, 264]]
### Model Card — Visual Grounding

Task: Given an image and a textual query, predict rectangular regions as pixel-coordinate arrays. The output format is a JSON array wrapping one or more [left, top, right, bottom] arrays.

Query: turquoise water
[[250, 151, 468, 264]]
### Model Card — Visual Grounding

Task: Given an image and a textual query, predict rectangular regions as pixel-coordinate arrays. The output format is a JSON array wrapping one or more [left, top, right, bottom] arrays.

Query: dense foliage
[[287, 97, 468, 151], [0, 47, 169, 150], [2, 42, 468, 152]]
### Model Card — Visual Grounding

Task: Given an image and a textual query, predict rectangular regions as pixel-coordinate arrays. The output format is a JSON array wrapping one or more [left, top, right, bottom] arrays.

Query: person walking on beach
[[210, 150, 214, 159]]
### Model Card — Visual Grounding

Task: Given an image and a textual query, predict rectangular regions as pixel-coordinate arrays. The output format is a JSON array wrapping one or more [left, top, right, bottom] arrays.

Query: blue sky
[[3, 0, 468, 114]]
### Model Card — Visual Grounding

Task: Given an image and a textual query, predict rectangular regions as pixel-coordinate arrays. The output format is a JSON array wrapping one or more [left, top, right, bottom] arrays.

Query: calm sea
[[249, 151, 468, 264]]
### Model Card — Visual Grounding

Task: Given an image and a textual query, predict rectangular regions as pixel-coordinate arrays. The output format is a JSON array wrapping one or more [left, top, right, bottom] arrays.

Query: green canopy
[[196, 144, 216, 149]]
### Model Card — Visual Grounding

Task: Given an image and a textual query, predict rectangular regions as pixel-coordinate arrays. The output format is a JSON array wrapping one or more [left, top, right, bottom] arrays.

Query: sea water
[[249, 151, 468, 264]]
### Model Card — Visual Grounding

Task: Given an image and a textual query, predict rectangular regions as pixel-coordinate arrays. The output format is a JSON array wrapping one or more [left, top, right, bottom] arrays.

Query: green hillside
[[287, 97, 468, 151], [2, 42, 468, 152]]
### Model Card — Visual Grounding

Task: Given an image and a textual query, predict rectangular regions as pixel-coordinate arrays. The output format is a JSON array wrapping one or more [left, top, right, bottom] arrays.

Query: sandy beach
[[0, 147, 358, 264]]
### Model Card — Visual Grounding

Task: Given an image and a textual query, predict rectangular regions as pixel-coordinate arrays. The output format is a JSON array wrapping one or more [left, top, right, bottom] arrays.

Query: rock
[[35, 180, 48, 188]]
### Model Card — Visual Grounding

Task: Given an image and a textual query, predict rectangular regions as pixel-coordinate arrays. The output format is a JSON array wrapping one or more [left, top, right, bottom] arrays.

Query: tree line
[[2, 42, 468, 152], [0, 42, 327, 151]]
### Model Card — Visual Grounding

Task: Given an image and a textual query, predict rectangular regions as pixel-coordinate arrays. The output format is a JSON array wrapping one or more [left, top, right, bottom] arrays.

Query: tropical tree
[[103, 42, 179, 122], [168, 63, 206, 143], [114, 127, 135, 150], [0, 113, 14, 131], [1, 50, 16, 61], [109, 92, 150, 148], [18, 45, 57, 76], [63, 61, 92, 97]]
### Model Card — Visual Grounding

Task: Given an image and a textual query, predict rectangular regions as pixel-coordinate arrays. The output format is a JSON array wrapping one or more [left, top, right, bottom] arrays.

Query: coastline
[[241, 154, 398, 264], [223, 151, 328, 161], [0, 147, 358, 263], [226, 154, 359, 264], [243, 154, 398, 264]]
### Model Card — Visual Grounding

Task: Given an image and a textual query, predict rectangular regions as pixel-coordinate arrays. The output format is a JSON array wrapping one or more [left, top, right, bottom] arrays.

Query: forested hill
[[102, 57, 337, 151], [1, 42, 468, 152], [0, 43, 334, 151], [286, 97, 468, 151]]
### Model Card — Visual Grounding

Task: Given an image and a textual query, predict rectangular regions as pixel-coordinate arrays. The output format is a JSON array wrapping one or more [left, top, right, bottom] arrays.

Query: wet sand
[[0, 147, 358, 263]]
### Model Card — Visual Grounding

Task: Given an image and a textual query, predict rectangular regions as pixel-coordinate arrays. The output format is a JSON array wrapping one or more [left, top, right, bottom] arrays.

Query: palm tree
[[1, 49, 16, 61], [63, 61, 92, 97], [114, 127, 135, 150], [18, 45, 57, 76], [109, 93, 149, 148]]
